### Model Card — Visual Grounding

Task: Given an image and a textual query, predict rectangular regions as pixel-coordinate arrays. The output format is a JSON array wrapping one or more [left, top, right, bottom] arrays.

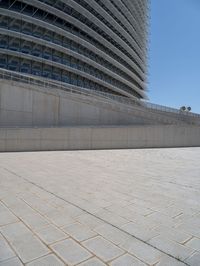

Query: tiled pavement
[[0, 148, 200, 265]]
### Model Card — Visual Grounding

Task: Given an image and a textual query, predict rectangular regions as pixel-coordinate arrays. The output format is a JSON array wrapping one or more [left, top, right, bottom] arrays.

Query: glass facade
[[0, 0, 148, 99]]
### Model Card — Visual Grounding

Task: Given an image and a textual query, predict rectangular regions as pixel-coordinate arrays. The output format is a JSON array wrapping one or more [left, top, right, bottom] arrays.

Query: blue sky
[[148, 0, 200, 113]]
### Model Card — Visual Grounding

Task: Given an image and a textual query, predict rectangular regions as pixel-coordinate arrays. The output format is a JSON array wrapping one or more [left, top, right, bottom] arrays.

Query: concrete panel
[[32, 90, 59, 126], [6, 128, 41, 140], [78, 102, 100, 125], [1, 125, 200, 152], [5, 139, 41, 152], [0, 83, 32, 112], [5, 128, 41, 152], [67, 127, 92, 150], [0, 128, 6, 151], [0, 80, 200, 128], [59, 97, 80, 125], [0, 110, 33, 127]]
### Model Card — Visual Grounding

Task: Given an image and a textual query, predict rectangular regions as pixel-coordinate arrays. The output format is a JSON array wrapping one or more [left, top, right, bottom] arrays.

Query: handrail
[[0, 68, 142, 106], [0, 68, 200, 119]]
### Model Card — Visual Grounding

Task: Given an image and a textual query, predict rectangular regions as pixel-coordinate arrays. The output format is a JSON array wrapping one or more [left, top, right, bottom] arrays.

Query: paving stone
[[109, 254, 146, 266], [76, 214, 105, 230], [11, 235, 50, 263], [0, 222, 30, 239], [44, 209, 75, 227], [21, 195, 55, 214], [185, 252, 200, 266], [1, 148, 200, 265], [120, 237, 162, 265], [149, 235, 194, 261], [0, 235, 15, 262], [185, 237, 200, 251], [0, 222, 50, 263], [64, 200, 100, 214], [78, 257, 106, 266], [156, 255, 186, 266], [60, 204, 85, 218], [62, 222, 97, 241], [121, 222, 158, 242], [177, 223, 200, 239], [0, 257, 23, 266], [0, 207, 19, 227], [154, 225, 191, 244], [105, 204, 137, 221], [36, 224, 68, 244], [82, 236, 124, 262], [20, 212, 49, 230], [51, 238, 92, 265], [0, 203, 7, 213], [1, 197, 36, 217], [145, 212, 175, 228], [126, 204, 154, 216], [156, 205, 184, 218], [94, 210, 128, 227], [94, 223, 130, 245], [45, 197, 66, 208], [26, 254, 65, 266]]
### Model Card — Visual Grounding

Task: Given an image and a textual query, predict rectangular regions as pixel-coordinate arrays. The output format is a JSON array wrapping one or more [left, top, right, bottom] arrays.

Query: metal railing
[[0, 68, 122, 103], [0, 68, 145, 107], [0, 68, 200, 119]]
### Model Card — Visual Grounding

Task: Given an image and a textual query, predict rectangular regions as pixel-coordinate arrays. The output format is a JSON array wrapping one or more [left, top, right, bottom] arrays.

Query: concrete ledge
[[0, 125, 200, 152]]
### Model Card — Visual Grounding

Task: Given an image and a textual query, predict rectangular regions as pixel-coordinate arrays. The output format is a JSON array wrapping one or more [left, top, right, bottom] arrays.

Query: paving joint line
[[3, 167, 190, 266], [0, 231, 25, 266]]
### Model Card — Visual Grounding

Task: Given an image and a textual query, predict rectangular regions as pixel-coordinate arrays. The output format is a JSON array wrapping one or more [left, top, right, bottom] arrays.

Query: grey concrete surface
[[1, 79, 199, 128], [0, 80, 154, 127], [0, 124, 200, 152], [0, 148, 200, 265]]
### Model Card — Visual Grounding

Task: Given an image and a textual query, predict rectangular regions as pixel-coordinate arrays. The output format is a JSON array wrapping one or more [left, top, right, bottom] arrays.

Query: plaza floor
[[0, 148, 200, 266]]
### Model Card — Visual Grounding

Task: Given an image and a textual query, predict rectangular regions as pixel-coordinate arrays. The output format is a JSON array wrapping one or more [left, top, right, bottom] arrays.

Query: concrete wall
[[0, 80, 164, 127], [0, 125, 200, 152]]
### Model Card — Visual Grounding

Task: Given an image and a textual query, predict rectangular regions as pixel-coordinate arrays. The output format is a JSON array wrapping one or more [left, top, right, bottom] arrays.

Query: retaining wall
[[0, 125, 200, 152], [0, 80, 155, 127]]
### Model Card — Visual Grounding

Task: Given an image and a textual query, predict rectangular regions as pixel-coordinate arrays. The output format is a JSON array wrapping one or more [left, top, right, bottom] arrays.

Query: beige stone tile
[[185, 252, 200, 266], [36, 224, 68, 244], [154, 225, 192, 244], [185, 237, 200, 251], [44, 209, 75, 227], [94, 223, 129, 245], [62, 222, 97, 242], [121, 222, 159, 242], [19, 212, 49, 230], [26, 254, 65, 266], [94, 209, 128, 227], [82, 236, 124, 262], [109, 254, 146, 266], [149, 235, 194, 261], [0, 222, 50, 263], [1, 148, 200, 265], [156, 255, 187, 266], [0, 208, 19, 227], [51, 238, 92, 265], [0, 257, 23, 266], [76, 214, 105, 230], [78, 257, 106, 266], [120, 237, 162, 265], [1, 197, 35, 217], [0, 235, 15, 262]]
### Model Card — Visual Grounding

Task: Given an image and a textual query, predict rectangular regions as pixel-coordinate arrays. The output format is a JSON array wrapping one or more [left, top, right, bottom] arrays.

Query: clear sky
[[148, 0, 200, 113]]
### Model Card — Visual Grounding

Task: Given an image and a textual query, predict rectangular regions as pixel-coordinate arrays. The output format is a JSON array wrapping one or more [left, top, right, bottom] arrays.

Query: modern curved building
[[0, 0, 148, 100]]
